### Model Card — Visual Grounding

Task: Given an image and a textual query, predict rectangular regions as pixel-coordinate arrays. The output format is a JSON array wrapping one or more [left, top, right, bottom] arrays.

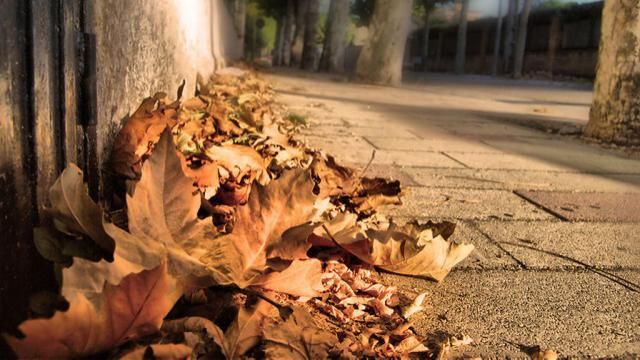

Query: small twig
[[356, 149, 377, 182], [236, 287, 293, 319], [321, 224, 341, 248]]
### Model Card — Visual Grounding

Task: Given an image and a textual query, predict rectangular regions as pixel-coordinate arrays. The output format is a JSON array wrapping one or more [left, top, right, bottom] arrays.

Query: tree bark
[[492, 0, 503, 76], [503, 0, 517, 73], [290, 0, 308, 66], [283, 0, 295, 66], [584, 0, 640, 146], [301, 0, 321, 70], [319, 0, 350, 72], [547, 13, 561, 78], [230, 0, 247, 58], [513, 0, 532, 78], [422, 19, 431, 71], [273, 16, 286, 66], [355, 0, 412, 85], [454, 0, 470, 74]]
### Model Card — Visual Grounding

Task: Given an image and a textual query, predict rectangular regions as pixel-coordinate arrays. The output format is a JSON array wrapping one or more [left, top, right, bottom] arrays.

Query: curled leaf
[[46, 163, 115, 259], [334, 220, 474, 282], [402, 292, 428, 319]]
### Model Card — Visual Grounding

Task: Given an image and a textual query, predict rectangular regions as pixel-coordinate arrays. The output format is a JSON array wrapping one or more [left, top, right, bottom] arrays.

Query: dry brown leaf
[[334, 220, 474, 282], [222, 299, 275, 358], [251, 259, 325, 297], [63, 130, 215, 303], [110, 96, 176, 178], [184, 169, 320, 287], [161, 316, 226, 352], [263, 306, 338, 360], [402, 291, 428, 319], [120, 343, 193, 360], [532, 349, 559, 360], [46, 163, 115, 257], [4, 263, 180, 358]]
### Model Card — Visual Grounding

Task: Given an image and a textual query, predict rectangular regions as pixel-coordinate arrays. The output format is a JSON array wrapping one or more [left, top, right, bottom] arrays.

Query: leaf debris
[[3, 68, 474, 359]]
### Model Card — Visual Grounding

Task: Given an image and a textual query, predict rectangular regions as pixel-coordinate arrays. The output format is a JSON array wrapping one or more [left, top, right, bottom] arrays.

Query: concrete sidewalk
[[267, 70, 640, 358]]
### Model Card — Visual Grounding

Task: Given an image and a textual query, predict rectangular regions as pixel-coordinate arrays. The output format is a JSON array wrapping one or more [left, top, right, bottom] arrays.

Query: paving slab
[[303, 125, 419, 139], [345, 164, 419, 186], [381, 270, 640, 358], [304, 135, 376, 164], [444, 152, 578, 171], [483, 137, 640, 174], [383, 187, 555, 220], [374, 150, 466, 168], [364, 137, 502, 153], [404, 168, 640, 193], [515, 190, 640, 222], [449, 122, 552, 138], [478, 220, 640, 270]]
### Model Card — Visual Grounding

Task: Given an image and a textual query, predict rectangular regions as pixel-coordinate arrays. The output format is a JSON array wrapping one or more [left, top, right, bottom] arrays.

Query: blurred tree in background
[[585, 0, 640, 146]]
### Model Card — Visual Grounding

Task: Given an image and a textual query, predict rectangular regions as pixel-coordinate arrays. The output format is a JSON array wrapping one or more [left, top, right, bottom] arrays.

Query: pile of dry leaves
[[3, 69, 474, 359]]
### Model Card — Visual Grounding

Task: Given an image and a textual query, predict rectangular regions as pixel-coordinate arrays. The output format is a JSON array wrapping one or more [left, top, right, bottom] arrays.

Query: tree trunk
[[273, 16, 285, 66], [319, 0, 350, 73], [492, 0, 503, 76], [355, 0, 412, 85], [513, 0, 532, 78], [422, 19, 431, 71], [454, 0, 470, 74], [230, 0, 247, 58], [283, 0, 295, 66], [584, 0, 640, 146], [503, 0, 517, 73], [290, 0, 308, 66], [301, 0, 320, 70], [547, 13, 561, 78]]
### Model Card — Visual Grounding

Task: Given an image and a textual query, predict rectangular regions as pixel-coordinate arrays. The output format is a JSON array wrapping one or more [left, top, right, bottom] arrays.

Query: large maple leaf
[[183, 168, 323, 287], [62, 129, 214, 304], [4, 263, 180, 358]]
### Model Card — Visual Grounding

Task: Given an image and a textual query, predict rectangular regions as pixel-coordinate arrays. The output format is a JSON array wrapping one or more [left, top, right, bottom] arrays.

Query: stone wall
[[88, 0, 242, 172], [0, 0, 241, 335]]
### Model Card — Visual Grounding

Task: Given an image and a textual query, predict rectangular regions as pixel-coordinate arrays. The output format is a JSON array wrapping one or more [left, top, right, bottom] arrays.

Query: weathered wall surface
[[87, 0, 241, 173], [0, 0, 241, 338]]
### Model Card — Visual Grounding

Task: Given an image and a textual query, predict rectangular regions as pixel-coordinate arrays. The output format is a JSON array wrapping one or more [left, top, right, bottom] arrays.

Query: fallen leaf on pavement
[[334, 220, 474, 281], [402, 291, 429, 319]]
